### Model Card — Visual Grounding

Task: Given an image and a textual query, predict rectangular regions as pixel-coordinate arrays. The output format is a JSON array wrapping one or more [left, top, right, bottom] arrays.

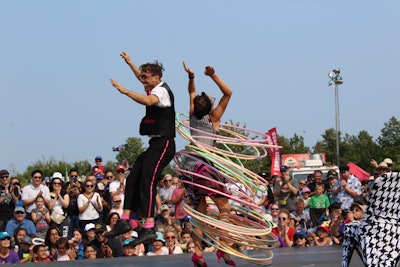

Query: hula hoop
[[174, 113, 277, 265]]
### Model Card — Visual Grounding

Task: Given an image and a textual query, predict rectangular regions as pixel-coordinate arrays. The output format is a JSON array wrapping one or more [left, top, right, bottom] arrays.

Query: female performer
[[182, 62, 235, 267]]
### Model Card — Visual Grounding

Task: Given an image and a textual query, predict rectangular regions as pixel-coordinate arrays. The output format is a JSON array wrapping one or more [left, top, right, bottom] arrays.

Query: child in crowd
[[83, 245, 97, 259], [32, 245, 51, 263], [178, 229, 192, 251], [31, 195, 51, 239], [292, 230, 310, 247], [308, 183, 330, 227], [110, 195, 123, 217], [300, 187, 311, 211], [186, 240, 196, 253], [18, 235, 34, 263], [68, 228, 84, 259], [122, 239, 137, 257], [309, 222, 333, 246], [146, 232, 168, 256], [56, 237, 75, 261]]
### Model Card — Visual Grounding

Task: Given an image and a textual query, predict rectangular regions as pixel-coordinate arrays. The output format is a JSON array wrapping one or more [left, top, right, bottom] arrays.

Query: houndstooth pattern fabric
[[342, 172, 400, 267]]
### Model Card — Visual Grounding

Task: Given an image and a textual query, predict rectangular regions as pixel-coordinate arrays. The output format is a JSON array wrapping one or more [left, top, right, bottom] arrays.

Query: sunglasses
[[33, 176, 42, 179], [0, 237, 11, 241], [86, 184, 94, 188], [15, 211, 25, 215], [70, 175, 78, 178], [53, 182, 61, 185], [278, 217, 288, 221], [295, 236, 306, 240], [165, 236, 176, 240], [117, 170, 125, 174], [165, 180, 172, 182], [106, 176, 113, 179], [1, 176, 9, 179], [139, 73, 151, 80], [270, 208, 279, 211]]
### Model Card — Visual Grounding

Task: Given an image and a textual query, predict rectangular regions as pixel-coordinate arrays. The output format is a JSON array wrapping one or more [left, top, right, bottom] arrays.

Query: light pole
[[328, 68, 343, 166]]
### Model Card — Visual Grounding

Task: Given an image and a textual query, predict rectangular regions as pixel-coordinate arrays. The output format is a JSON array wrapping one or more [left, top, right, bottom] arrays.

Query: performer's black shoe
[[104, 219, 132, 238], [129, 227, 156, 246]]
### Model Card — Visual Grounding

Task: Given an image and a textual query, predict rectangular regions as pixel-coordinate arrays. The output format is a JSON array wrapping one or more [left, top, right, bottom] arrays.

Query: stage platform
[[32, 246, 364, 266]]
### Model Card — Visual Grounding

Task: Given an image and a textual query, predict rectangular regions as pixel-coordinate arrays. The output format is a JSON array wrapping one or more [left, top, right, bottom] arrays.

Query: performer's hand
[[120, 51, 131, 64], [204, 66, 215, 76], [110, 78, 127, 94], [182, 61, 195, 76]]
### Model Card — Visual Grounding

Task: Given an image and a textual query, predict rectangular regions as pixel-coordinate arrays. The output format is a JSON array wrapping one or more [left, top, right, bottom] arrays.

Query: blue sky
[[1, 1, 399, 174]]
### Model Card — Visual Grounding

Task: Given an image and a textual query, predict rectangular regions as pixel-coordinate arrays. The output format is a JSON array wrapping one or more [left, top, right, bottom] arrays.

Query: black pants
[[123, 137, 175, 218]]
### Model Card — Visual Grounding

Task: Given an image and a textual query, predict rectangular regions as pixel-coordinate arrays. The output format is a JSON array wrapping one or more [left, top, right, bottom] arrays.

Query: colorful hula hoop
[[174, 113, 279, 265]]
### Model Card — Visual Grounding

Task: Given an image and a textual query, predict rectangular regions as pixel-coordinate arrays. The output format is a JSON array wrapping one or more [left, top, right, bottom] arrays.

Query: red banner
[[265, 127, 281, 177]]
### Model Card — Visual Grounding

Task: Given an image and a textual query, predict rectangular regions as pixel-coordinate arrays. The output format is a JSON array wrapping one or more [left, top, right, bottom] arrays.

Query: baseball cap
[[84, 223, 95, 231], [131, 231, 138, 238], [0, 170, 9, 177], [160, 204, 170, 211], [280, 165, 289, 172], [116, 165, 125, 172], [123, 238, 135, 246], [96, 173, 104, 180], [301, 187, 311, 193], [317, 224, 329, 233], [383, 158, 393, 165], [183, 215, 191, 222], [94, 223, 106, 233], [154, 231, 165, 243], [52, 172, 64, 182], [0, 232, 11, 239], [294, 230, 308, 239], [350, 202, 365, 212], [95, 155, 102, 161], [14, 206, 25, 213], [21, 235, 33, 245]]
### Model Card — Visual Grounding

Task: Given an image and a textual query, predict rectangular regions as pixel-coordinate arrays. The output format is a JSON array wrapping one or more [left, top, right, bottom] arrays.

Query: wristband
[[188, 74, 195, 80]]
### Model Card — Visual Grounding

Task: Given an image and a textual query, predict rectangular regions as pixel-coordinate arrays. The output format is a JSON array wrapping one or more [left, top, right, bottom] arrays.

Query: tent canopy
[[347, 162, 371, 181]]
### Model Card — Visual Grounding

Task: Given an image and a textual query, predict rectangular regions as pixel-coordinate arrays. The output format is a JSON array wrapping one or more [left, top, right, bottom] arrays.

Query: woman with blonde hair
[[164, 228, 183, 254]]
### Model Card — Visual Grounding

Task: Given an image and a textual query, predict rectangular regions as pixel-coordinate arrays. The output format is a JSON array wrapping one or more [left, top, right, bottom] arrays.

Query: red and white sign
[[281, 153, 326, 168], [265, 127, 281, 177]]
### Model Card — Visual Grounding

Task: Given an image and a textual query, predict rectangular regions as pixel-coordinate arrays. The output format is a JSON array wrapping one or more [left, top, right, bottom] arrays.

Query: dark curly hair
[[192, 92, 212, 119]]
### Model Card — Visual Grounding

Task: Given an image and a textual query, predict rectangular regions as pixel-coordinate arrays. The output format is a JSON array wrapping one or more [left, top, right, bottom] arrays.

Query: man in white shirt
[[21, 169, 51, 220]]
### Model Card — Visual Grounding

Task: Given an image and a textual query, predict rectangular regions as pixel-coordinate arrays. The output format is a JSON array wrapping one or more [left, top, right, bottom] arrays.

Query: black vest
[[139, 82, 175, 138]]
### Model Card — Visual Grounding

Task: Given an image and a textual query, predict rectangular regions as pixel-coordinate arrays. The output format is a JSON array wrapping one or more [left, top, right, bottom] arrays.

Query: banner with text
[[265, 127, 281, 177]]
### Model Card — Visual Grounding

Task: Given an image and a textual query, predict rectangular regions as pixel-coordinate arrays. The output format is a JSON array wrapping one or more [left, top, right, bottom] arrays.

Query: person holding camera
[[0, 170, 19, 231], [66, 168, 82, 239], [274, 166, 299, 212]]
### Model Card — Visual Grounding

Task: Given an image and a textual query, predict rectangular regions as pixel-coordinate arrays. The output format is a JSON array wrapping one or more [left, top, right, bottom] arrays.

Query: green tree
[[279, 134, 310, 154], [314, 128, 341, 165], [115, 137, 147, 167], [341, 130, 381, 171], [377, 116, 400, 164]]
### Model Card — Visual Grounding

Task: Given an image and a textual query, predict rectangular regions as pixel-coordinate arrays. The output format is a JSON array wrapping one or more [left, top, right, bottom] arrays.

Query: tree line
[[17, 116, 399, 185]]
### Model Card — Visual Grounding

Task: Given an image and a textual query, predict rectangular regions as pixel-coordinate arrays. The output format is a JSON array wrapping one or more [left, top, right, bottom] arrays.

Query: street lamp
[[328, 68, 343, 166]]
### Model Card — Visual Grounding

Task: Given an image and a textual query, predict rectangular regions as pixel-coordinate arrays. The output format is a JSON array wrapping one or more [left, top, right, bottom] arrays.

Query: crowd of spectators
[[0, 156, 195, 263], [0, 156, 395, 263]]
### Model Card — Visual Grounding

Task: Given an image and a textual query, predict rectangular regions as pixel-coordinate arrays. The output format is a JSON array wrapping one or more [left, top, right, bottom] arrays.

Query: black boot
[[129, 227, 156, 246], [104, 219, 132, 238]]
